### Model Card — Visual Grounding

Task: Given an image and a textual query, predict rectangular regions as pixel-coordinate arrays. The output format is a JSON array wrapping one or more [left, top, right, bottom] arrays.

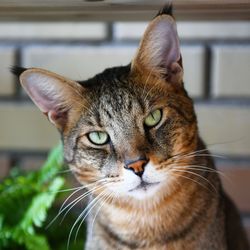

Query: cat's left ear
[[131, 14, 183, 84]]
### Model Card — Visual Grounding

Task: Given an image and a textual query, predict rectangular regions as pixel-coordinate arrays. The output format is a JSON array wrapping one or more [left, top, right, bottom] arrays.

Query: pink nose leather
[[125, 159, 148, 177]]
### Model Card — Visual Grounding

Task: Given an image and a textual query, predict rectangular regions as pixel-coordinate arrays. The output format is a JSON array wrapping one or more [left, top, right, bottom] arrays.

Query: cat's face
[[17, 14, 198, 201], [67, 70, 197, 200]]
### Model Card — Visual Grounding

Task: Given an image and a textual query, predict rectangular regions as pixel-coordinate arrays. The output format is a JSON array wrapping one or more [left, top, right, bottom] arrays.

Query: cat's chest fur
[[86, 202, 226, 250], [85, 159, 226, 250]]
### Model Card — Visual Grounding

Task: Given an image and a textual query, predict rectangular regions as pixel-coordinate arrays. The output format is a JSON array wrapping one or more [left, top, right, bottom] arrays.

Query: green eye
[[88, 131, 109, 145], [144, 109, 162, 127]]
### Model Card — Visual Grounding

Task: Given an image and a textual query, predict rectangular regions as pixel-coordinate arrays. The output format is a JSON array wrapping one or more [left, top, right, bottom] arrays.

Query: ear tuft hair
[[10, 66, 27, 77], [156, 3, 173, 18]]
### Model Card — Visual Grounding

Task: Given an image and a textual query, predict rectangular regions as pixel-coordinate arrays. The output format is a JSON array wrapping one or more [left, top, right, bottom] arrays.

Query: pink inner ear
[[27, 84, 56, 113], [25, 82, 68, 127], [47, 110, 68, 125], [164, 35, 180, 67], [157, 19, 180, 67], [147, 17, 180, 71], [25, 83, 53, 113]]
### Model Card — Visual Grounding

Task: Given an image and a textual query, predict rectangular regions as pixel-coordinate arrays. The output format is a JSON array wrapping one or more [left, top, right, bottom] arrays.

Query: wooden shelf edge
[[0, 1, 249, 21]]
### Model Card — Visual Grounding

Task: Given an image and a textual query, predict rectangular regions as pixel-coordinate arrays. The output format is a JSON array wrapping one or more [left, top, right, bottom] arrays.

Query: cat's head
[[15, 10, 198, 201]]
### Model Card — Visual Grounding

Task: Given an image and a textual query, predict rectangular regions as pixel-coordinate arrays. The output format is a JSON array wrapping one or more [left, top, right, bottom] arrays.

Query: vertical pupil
[[151, 113, 155, 120], [97, 132, 101, 140]]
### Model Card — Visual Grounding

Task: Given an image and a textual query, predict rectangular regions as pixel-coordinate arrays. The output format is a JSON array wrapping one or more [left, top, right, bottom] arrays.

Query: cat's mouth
[[128, 180, 160, 192]]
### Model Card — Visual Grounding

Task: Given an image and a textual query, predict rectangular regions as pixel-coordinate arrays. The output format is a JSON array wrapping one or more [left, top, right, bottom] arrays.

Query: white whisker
[[60, 184, 107, 224], [59, 179, 106, 214], [67, 188, 109, 250], [46, 180, 107, 229], [74, 189, 112, 242], [58, 169, 73, 174], [142, 68, 153, 100], [183, 165, 231, 183], [52, 186, 84, 194], [89, 191, 113, 239], [170, 170, 215, 194], [170, 167, 217, 193]]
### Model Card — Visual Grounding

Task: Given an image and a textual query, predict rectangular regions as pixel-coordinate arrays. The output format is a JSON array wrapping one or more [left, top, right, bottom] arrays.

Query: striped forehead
[[98, 87, 144, 127]]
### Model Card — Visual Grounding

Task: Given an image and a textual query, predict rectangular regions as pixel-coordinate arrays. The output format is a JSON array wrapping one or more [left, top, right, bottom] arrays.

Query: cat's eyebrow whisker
[[143, 76, 156, 103], [142, 68, 154, 100], [170, 168, 217, 194], [143, 78, 164, 104]]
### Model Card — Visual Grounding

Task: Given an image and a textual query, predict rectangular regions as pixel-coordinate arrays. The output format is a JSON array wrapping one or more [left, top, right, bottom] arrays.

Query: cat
[[12, 6, 249, 250]]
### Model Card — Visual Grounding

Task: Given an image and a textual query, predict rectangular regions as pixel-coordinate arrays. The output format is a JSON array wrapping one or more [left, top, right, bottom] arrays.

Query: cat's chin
[[127, 181, 161, 200]]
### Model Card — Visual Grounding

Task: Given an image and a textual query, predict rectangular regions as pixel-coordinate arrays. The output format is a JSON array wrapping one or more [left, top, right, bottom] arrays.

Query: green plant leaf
[[0, 144, 65, 250], [20, 177, 64, 230], [38, 144, 64, 185], [24, 233, 50, 250]]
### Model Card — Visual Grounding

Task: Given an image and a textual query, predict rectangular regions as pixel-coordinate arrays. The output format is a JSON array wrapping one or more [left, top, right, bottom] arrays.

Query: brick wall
[[0, 20, 250, 240]]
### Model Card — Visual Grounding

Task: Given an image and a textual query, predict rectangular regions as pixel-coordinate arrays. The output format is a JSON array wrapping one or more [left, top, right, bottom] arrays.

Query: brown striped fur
[[15, 6, 249, 250]]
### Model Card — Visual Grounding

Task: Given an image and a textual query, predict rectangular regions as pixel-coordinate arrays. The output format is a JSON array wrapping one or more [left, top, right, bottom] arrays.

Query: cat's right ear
[[12, 67, 84, 131], [131, 12, 183, 85]]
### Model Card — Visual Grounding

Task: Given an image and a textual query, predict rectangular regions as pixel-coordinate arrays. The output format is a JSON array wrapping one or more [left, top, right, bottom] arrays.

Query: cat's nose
[[124, 157, 148, 177]]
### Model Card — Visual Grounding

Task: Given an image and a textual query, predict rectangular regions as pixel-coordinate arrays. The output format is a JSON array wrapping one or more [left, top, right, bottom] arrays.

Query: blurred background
[[0, 0, 250, 247]]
